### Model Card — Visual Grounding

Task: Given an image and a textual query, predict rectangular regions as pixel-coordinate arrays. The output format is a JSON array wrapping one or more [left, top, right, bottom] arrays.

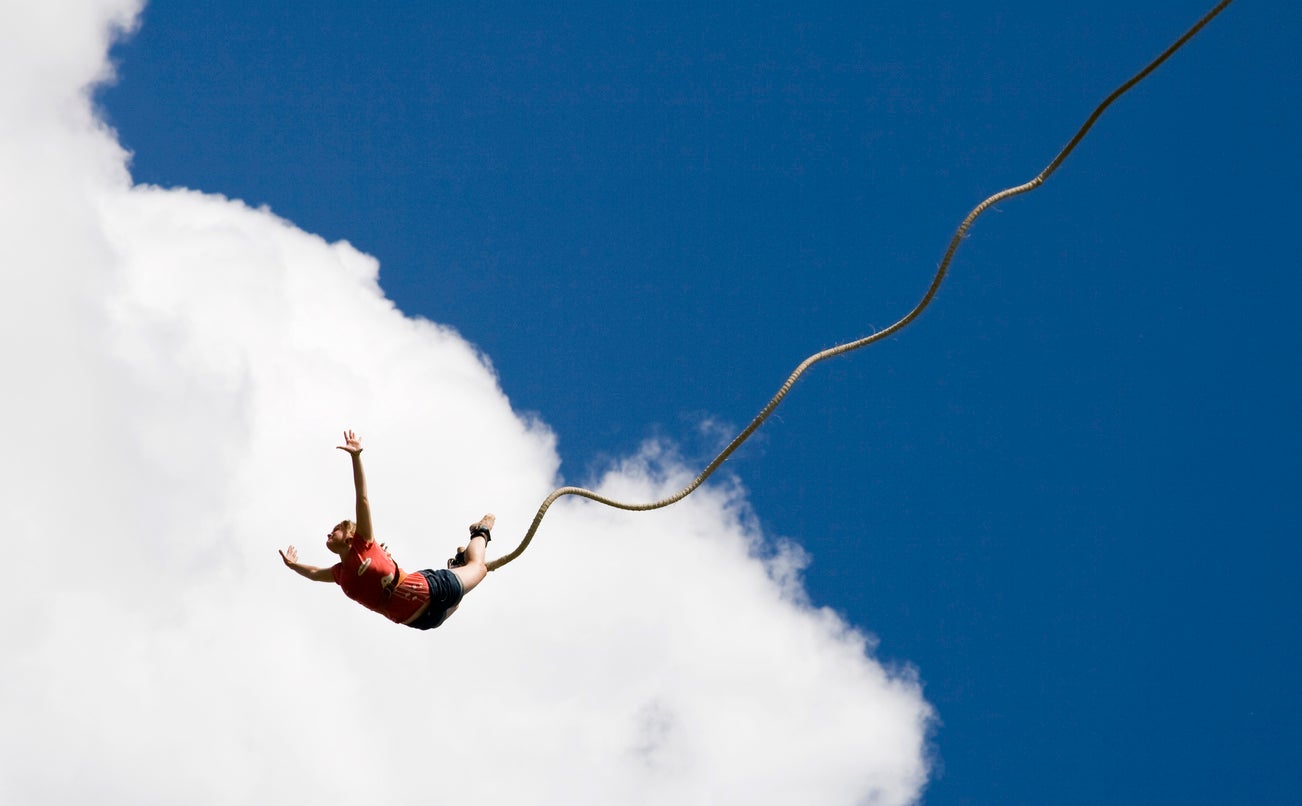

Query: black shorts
[[405, 568, 465, 630]]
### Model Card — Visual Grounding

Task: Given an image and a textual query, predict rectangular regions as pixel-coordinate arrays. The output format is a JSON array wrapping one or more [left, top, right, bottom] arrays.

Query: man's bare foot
[[470, 513, 496, 533]]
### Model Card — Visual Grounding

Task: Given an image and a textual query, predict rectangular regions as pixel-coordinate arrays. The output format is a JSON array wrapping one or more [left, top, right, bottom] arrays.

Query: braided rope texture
[[487, 0, 1235, 572]]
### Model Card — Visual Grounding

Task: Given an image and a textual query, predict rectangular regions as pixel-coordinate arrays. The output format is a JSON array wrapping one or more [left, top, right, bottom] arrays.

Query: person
[[279, 430, 493, 630]]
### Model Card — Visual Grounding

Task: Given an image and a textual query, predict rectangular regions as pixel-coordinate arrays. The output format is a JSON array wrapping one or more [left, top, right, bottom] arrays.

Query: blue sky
[[99, 2, 1298, 803]]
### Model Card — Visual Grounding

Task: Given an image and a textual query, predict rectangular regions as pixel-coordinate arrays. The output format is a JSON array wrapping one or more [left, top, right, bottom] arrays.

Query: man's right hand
[[336, 429, 363, 455]]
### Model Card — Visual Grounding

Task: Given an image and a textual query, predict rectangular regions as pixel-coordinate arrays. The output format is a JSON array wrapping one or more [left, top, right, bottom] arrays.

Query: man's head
[[325, 520, 356, 554]]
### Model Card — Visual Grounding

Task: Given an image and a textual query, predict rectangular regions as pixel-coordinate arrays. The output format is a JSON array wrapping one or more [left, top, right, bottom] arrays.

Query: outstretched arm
[[279, 546, 334, 583], [337, 429, 374, 545]]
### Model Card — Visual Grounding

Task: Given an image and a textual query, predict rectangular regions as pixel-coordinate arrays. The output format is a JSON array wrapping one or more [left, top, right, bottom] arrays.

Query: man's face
[[325, 526, 350, 554]]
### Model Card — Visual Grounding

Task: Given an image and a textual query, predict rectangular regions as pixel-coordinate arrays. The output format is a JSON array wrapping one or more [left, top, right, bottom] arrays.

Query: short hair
[[333, 520, 357, 538]]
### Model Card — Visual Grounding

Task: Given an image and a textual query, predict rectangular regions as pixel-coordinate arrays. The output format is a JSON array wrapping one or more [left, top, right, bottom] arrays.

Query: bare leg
[[448, 513, 493, 596]]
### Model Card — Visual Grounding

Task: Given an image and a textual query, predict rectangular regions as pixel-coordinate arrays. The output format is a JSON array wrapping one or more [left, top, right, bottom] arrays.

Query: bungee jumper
[[279, 430, 494, 630], [277, 2, 1235, 596]]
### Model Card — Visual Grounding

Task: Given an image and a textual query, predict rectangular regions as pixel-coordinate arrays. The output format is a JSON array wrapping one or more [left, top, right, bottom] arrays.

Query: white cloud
[[0, 3, 933, 804]]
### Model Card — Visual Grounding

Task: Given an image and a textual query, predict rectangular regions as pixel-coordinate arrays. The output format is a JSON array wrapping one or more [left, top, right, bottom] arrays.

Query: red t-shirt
[[385, 571, 431, 623], [330, 536, 429, 623]]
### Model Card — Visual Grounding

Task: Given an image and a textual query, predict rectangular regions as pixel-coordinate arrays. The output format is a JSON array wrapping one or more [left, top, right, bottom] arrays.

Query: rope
[[487, 0, 1234, 572]]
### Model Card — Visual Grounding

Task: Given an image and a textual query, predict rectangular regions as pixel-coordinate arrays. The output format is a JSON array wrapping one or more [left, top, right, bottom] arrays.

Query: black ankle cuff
[[470, 526, 492, 543]]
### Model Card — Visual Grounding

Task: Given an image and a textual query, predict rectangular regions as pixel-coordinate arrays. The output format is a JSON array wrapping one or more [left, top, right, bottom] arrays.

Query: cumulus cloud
[[0, 3, 933, 804]]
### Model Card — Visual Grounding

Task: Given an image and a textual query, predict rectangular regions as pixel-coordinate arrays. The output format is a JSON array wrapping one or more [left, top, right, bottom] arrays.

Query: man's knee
[[451, 561, 488, 596]]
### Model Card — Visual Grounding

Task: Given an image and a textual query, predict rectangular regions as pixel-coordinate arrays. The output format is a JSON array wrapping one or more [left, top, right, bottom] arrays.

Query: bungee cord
[[486, 0, 1234, 572]]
